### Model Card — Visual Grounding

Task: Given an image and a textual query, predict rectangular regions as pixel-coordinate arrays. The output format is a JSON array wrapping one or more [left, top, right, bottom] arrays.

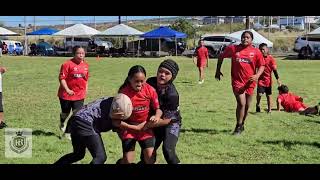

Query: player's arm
[[149, 87, 163, 123], [277, 98, 281, 111], [215, 46, 233, 80], [112, 119, 146, 132], [0, 66, 7, 74], [60, 79, 74, 96], [59, 64, 74, 95], [215, 55, 224, 80], [250, 51, 265, 82]]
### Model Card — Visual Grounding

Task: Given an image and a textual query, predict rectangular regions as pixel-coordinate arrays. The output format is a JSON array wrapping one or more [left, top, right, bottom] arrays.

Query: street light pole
[[24, 16, 28, 56]]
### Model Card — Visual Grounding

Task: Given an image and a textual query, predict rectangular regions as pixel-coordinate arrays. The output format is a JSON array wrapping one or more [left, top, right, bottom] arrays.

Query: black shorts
[[0, 92, 3, 112], [59, 98, 84, 114], [257, 86, 272, 95], [122, 137, 155, 152]]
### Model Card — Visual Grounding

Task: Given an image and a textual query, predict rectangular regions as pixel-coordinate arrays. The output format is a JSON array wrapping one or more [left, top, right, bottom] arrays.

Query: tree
[[0, 21, 4, 27], [170, 18, 196, 38]]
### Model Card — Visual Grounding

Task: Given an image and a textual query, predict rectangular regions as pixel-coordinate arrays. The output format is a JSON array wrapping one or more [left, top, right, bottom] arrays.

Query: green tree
[[170, 18, 196, 39]]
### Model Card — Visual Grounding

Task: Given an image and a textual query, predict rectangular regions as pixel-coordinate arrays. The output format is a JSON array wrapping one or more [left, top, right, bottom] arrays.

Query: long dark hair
[[241, 31, 254, 40], [118, 65, 146, 92], [72, 46, 84, 56]]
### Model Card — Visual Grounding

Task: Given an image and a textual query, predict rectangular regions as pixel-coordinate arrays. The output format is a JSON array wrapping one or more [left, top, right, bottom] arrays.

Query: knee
[[92, 153, 107, 164]]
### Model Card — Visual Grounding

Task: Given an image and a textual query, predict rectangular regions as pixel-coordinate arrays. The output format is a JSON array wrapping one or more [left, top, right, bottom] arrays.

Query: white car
[[293, 36, 320, 58], [201, 34, 240, 57]]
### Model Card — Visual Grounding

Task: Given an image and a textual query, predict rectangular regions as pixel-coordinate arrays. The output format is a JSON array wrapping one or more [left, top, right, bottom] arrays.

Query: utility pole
[[24, 16, 28, 56], [64, 16, 66, 29], [245, 16, 250, 29], [118, 16, 121, 24], [33, 16, 36, 31], [94, 16, 96, 29]]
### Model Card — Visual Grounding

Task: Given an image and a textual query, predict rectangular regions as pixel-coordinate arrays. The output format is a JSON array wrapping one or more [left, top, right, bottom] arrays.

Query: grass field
[[0, 55, 319, 164]]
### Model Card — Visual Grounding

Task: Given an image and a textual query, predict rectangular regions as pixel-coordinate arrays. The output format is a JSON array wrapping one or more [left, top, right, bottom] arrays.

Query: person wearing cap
[[141, 59, 182, 164], [55, 95, 148, 164]]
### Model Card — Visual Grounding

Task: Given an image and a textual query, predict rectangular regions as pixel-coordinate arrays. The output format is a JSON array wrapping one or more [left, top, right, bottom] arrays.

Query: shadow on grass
[[258, 140, 320, 149], [33, 130, 61, 139], [176, 81, 193, 84], [206, 110, 217, 113], [180, 128, 230, 135], [306, 119, 320, 124]]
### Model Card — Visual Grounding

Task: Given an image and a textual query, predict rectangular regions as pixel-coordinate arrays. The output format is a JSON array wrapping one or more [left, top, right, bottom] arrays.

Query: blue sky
[[0, 16, 177, 27]]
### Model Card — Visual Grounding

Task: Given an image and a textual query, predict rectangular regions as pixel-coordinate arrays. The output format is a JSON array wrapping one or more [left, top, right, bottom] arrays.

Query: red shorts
[[197, 59, 207, 67], [232, 86, 255, 96], [121, 129, 154, 141], [292, 102, 308, 112]]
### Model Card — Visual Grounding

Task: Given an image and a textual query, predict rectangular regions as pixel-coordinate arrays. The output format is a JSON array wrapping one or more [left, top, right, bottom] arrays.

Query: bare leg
[[267, 95, 272, 113], [256, 93, 262, 112], [143, 147, 155, 164], [243, 94, 253, 124], [122, 151, 135, 164], [234, 93, 246, 135]]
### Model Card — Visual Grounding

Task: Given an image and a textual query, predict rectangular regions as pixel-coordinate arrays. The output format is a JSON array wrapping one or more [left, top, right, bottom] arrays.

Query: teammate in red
[[276, 84, 319, 115], [193, 40, 209, 84], [118, 65, 162, 164], [57, 46, 89, 135], [256, 43, 281, 113], [215, 31, 265, 135]]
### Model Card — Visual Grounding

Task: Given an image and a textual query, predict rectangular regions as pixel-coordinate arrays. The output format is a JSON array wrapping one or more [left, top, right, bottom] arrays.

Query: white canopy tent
[[97, 24, 143, 36], [96, 24, 144, 56], [53, 23, 100, 53], [53, 23, 100, 36], [0, 27, 19, 36], [307, 27, 320, 38], [227, 29, 273, 48]]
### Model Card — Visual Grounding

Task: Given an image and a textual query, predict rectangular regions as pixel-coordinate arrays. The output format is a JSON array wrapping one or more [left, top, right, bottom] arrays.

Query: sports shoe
[[232, 124, 244, 135], [0, 121, 7, 129], [60, 122, 66, 132], [256, 105, 261, 113], [198, 79, 204, 84]]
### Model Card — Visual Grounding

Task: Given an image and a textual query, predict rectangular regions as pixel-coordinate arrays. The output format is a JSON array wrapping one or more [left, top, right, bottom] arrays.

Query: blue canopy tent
[[26, 28, 59, 55], [26, 28, 59, 35], [140, 26, 187, 56]]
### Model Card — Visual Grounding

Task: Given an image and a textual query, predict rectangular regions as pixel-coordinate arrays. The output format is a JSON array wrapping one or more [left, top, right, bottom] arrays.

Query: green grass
[[0, 55, 320, 164]]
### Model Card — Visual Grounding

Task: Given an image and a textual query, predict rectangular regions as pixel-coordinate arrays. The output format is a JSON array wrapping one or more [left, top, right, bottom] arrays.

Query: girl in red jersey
[[215, 31, 265, 135], [57, 46, 89, 135], [118, 65, 162, 164], [277, 84, 318, 115], [193, 40, 209, 84]]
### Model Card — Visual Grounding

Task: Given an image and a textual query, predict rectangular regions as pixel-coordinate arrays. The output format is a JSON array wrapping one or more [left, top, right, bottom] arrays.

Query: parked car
[[64, 37, 113, 52], [37, 42, 55, 56], [293, 36, 320, 59], [0, 40, 24, 55], [201, 34, 239, 57]]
